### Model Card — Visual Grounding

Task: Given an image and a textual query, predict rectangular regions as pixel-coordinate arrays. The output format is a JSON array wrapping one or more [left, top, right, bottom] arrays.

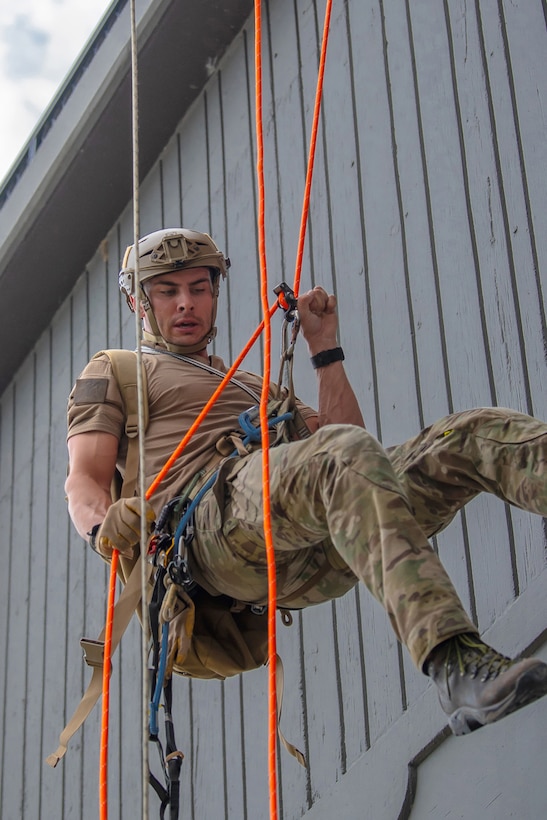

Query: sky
[[0, 0, 113, 186]]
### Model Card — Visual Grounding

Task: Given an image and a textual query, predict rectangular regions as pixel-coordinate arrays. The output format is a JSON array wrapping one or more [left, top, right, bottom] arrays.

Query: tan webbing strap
[[93, 349, 148, 500], [46, 555, 153, 767], [47, 351, 151, 767], [275, 654, 306, 767]]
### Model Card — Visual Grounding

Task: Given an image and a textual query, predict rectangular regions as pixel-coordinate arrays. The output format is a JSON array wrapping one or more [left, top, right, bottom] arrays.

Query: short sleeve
[[67, 353, 125, 441]]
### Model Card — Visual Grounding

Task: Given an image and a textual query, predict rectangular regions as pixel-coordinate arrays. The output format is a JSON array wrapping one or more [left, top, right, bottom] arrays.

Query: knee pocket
[[313, 424, 405, 494], [474, 411, 547, 445]]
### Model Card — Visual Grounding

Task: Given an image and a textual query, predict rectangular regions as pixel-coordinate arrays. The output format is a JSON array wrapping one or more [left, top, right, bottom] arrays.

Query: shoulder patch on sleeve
[[73, 378, 109, 405]]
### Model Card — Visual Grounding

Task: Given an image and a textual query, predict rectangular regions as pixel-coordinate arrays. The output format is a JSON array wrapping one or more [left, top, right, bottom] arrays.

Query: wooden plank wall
[[0, 0, 546, 817]]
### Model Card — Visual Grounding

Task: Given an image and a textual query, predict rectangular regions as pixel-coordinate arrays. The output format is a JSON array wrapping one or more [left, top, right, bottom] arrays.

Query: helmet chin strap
[[141, 328, 215, 356]]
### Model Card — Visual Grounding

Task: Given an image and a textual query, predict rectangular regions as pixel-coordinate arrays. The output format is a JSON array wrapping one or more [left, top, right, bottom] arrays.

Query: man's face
[[141, 266, 215, 348]]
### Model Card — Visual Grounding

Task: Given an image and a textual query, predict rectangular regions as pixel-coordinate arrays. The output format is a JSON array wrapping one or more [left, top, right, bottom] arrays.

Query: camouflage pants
[[190, 407, 547, 669]]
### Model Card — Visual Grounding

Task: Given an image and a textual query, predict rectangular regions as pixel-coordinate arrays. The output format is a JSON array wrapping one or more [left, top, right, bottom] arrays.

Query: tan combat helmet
[[119, 228, 230, 355]]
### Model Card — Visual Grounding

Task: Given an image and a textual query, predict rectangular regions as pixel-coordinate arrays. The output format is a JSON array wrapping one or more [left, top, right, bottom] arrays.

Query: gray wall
[[1, 0, 546, 817]]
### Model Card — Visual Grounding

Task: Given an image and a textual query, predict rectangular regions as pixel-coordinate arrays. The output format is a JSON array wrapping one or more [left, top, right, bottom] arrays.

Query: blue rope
[[172, 471, 218, 550], [149, 621, 169, 737]]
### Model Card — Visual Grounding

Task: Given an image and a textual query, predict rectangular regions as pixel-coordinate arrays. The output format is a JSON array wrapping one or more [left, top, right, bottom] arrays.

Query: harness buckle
[[80, 638, 105, 668]]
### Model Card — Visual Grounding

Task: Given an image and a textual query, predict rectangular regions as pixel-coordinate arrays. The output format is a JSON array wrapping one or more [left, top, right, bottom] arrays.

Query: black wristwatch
[[310, 347, 345, 369], [87, 523, 101, 553]]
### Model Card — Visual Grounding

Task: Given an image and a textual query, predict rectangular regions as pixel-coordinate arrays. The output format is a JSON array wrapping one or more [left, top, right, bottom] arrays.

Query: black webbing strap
[[163, 678, 182, 820], [148, 565, 183, 820], [149, 770, 170, 819]]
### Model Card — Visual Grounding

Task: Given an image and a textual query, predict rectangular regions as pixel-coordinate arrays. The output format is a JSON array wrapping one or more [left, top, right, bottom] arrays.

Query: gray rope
[[127, 1, 150, 817]]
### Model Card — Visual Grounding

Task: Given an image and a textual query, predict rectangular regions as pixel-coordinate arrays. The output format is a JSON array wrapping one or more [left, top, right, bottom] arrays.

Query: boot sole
[[448, 663, 547, 736]]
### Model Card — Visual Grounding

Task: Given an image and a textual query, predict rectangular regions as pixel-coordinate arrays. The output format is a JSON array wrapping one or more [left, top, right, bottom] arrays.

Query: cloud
[[1, 14, 50, 79], [0, 0, 112, 183]]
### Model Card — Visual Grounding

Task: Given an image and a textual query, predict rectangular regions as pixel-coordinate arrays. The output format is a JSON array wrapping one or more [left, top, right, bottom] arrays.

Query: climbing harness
[[147, 406, 295, 701]]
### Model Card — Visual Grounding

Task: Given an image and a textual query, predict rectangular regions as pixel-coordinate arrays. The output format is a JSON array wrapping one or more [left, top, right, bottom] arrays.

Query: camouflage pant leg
[[191, 424, 475, 670], [388, 407, 547, 537]]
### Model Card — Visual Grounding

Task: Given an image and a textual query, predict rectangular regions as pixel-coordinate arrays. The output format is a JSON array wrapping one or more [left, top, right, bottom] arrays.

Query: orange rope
[[98, 0, 333, 814], [99, 548, 119, 820], [293, 0, 333, 298], [253, 1, 278, 818], [140, 0, 333, 814]]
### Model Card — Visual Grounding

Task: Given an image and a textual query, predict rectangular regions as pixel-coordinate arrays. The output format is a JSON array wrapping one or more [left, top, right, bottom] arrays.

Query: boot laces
[[446, 633, 514, 683]]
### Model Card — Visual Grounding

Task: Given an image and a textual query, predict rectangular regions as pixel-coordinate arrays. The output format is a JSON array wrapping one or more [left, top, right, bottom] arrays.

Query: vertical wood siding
[[1, 0, 546, 817]]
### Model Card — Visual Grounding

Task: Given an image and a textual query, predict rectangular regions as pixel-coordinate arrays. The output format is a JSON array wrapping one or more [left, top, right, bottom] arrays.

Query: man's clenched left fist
[[91, 497, 155, 559]]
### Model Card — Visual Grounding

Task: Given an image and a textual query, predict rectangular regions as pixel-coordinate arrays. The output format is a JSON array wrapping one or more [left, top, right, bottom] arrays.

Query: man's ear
[[129, 295, 146, 318]]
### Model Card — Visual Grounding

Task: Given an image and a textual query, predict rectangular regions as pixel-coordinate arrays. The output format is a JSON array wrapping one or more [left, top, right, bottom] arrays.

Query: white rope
[[128, 1, 150, 817]]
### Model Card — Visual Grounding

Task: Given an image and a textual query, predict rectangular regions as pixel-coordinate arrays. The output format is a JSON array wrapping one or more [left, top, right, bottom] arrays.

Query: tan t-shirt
[[67, 350, 317, 515]]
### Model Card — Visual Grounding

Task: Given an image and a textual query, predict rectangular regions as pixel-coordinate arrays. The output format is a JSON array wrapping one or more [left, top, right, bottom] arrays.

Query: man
[[66, 227, 547, 737]]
